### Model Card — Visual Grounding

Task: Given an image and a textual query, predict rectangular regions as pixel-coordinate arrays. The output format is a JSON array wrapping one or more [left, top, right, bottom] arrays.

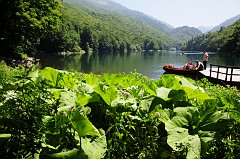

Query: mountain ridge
[[197, 26, 214, 33], [64, 0, 175, 33], [64, 0, 203, 41], [209, 14, 240, 32]]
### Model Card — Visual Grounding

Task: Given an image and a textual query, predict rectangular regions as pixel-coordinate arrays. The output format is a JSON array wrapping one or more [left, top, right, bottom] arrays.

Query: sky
[[111, 0, 240, 28]]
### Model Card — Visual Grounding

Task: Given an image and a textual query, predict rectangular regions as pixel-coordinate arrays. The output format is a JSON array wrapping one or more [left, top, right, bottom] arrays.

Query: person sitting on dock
[[195, 60, 204, 71], [183, 61, 194, 70]]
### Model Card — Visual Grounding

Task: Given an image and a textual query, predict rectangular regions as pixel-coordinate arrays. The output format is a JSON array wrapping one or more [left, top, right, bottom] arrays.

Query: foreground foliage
[[0, 63, 240, 158]]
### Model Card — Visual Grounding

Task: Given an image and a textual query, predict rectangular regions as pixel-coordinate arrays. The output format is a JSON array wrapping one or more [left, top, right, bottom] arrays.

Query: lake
[[37, 51, 240, 79]]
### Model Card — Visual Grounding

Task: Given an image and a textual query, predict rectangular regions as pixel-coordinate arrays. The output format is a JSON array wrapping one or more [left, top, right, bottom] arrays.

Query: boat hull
[[163, 65, 199, 76]]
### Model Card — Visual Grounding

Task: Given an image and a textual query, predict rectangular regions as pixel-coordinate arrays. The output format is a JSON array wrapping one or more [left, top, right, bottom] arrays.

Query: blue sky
[[111, 0, 240, 28]]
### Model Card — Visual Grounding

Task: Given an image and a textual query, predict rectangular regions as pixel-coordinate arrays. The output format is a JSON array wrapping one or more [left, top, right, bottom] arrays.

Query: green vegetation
[[1, 0, 239, 57], [1, 63, 240, 158], [172, 26, 203, 42], [0, 0, 178, 57], [0, 0, 204, 58], [182, 20, 240, 53], [0, 0, 62, 57], [39, 2, 179, 53]]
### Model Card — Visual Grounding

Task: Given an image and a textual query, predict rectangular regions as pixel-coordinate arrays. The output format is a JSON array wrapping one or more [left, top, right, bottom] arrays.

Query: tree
[[0, 0, 62, 57]]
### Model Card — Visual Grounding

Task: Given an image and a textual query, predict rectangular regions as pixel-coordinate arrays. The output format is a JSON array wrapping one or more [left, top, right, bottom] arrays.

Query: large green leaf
[[200, 111, 230, 131], [76, 92, 92, 107], [70, 111, 100, 137], [139, 96, 154, 112], [75, 83, 94, 94], [59, 72, 78, 90], [156, 87, 171, 99], [40, 67, 77, 90], [84, 73, 102, 86], [166, 119, 202, 159], [173, 107, 199, 125], [111, 91, 136, 107], [182, 86, 212, 100], [59, 91, 77, 108], [94, 85, 118, 106], [160, 74, 182, 88], [144, 82, 158, 96], [40, 148, 87, 159], [43, 129, 106, 159], [158, 108, 172, 123], [40, 67, 63, 88], [165, 105, 233, 158], [177, 76, 197, 90], [168, 89, 188, 103], [81, 129, 107, 159], [165, 107, 215, 158]]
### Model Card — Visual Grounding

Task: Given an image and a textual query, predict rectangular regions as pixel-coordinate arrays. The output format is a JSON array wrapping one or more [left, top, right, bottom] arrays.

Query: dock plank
[[200, 68, 240, 82]]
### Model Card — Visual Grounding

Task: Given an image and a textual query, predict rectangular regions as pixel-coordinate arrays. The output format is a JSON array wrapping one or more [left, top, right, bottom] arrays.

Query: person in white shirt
[[195, 60, 204, 71], [202, 50, 208, 70]]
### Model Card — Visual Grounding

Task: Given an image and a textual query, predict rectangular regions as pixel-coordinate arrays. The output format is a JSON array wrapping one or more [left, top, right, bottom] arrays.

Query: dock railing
[[209, 64, 240, 82]]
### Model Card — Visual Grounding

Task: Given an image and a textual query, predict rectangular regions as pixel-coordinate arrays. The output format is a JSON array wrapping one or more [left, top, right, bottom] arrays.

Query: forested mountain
[[57, 0, 203, 51], [38, 2, 180, 53], [181, 20, 240, 54], [209, 14, 240, 32], [64, 0, 174, 33], [63, 0, 203, 38], [0, 0, 204, 57], [172, 26, 203, 41]]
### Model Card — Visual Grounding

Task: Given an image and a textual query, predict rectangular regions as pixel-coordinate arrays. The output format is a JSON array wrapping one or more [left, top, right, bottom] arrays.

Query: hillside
[[172, 26, 203, 41], [0, 0, 205, 57], [181, 19, 240, 53], [38, 2, 180, 53], [209, 14, 240, 32], [64, 0, 174, 33], [63, 0, 202, 41]]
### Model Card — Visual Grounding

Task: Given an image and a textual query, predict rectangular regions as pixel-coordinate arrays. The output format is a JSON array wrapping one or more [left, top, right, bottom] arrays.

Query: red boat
[[163, 64, 199, 76]]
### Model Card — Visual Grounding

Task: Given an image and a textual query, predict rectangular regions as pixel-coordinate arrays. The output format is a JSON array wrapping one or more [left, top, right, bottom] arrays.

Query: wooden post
[[225, 67, 228, 81], [230, 67, 233, 82], [217, 65, 220, 79], [210, 64, 212, 77]]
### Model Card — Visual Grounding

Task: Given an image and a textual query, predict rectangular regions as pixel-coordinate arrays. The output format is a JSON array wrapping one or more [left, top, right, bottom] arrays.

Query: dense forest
[[0, 0, 63, 58], [63, 0, 203, 39], [0, 0, 239, 59], [0, 0, 203, 59], [39, 2, 179, 53], [182, 20, 240, 53]]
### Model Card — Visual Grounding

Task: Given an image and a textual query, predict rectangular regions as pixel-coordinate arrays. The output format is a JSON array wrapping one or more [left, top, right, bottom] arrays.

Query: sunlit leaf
[[81, 129, 107, 159], [70, 111, 100, 137], [59, 91, 77, 107], [40, 67, 62, 88], [40, 148, 86, 159], [94, 85, 118, 106], [156, 87, 171, 99]]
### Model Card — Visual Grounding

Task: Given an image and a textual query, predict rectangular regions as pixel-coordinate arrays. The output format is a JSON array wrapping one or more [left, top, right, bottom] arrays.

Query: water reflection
[[37, 51, 240, 79]]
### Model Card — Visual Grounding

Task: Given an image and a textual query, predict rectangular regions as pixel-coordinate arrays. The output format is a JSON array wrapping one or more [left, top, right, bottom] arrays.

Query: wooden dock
[[199, 64, 240, 88]]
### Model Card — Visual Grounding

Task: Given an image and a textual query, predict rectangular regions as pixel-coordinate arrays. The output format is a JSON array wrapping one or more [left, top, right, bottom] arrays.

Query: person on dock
[[203, 50, 208, 70], [183, 61, 194, 70], [195, 60, 204, 71]]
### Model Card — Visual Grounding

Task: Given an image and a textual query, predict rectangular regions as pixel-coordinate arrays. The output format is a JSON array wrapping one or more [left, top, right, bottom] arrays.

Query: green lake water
[[37, 51, 240, 79]]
